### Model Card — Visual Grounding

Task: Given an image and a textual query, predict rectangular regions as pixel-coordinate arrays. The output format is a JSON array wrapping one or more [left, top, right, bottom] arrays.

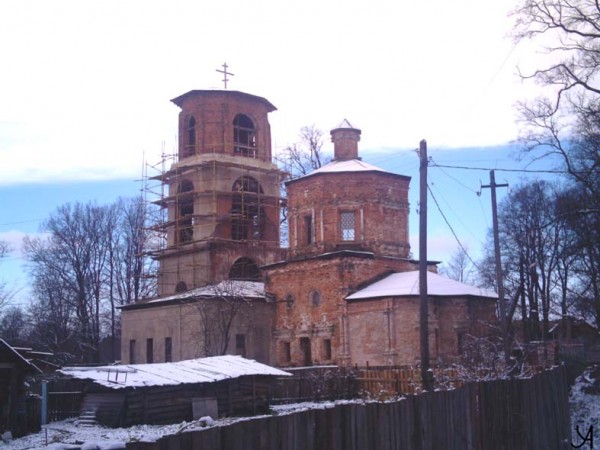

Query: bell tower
[[154, 90, 285, 296]]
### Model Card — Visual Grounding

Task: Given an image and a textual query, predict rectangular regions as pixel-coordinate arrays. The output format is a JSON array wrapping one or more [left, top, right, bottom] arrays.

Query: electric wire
[[430, 161, 571, 175], [0, 218, 45, 227], [427, 174, 485, 245], [427, 183, 482, 271], [433, 165, 480, 195]]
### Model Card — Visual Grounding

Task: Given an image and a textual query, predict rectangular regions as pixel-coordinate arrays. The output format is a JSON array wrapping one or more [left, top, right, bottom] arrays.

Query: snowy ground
[[0, 402, 346, 450], [2, 371, 599, 450], [569, 364, 600, 445]]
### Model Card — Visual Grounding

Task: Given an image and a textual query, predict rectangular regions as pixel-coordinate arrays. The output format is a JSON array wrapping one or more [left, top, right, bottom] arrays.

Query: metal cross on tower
[[216, 63, 234, 89]]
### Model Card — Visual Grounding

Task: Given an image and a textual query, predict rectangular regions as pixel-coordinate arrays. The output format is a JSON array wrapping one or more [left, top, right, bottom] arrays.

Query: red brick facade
[[346, 296, 497, 366], [154, 90, 285, 295], [265, 253, 420, 366], [120, 89, 498, 368], [287, 170, 411, 259]]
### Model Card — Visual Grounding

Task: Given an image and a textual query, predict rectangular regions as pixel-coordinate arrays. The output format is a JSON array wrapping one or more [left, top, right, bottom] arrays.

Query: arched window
[[310, 290, 322, 307], [229, 257, 261, 280], [175, 281, 188, 293], [285, 294, 295, 310], [233, 114, 257, 158], [231, 176, 264, 241], [184, 116, 196, 158], [177, 180, 194, 244]]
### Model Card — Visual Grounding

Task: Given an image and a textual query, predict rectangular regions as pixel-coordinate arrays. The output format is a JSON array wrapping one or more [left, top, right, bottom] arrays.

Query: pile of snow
[[569, 364, 600, 443]]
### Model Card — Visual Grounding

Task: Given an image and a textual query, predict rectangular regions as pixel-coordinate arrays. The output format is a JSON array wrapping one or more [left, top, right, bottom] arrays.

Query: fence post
[[41, 381, 47, 426]]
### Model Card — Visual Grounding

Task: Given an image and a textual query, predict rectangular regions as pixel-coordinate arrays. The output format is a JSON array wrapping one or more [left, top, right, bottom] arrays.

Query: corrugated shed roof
[[346, 271, 498, 300], [60, 355, 291, 389]]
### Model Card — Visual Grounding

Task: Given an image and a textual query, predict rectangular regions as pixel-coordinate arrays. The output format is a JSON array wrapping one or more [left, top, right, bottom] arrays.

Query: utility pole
[[418, 139, 433, 391], [481, 170, 510, 365]]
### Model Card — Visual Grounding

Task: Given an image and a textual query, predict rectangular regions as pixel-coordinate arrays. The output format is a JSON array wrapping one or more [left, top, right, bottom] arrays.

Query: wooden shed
[[59, 355, 290, 427], [0, 339, 43, 437]]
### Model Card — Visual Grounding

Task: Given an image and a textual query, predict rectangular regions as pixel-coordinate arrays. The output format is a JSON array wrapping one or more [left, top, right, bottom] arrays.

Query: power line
[[433, 165, 480, 195], [429, 161, 568, 175], [426, 183, 481, 271], [427, 176, 485, 245], [0, 218, 45, 227]]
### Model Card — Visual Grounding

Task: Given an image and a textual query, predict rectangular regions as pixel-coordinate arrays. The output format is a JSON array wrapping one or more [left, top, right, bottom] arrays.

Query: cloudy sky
[[0, 0, 557, 300], [0, 0, 542, 184]]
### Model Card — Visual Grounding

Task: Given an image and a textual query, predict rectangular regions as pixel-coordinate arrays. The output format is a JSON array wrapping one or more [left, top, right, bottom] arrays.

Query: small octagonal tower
[[285, 120, 411, 259]]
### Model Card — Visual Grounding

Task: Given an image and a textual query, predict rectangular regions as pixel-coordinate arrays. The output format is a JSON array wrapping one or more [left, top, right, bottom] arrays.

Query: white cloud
[[0, 230, 48, 260], [0, 0, 537, 185]]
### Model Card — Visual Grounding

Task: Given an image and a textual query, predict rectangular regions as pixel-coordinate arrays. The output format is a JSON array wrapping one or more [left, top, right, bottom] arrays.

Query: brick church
[[120, 88, 497, 367]]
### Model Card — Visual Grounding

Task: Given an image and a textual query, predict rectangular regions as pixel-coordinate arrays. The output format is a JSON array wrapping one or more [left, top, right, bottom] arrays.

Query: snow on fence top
[[60, 355, 291, 389], [346, 270, 498, 300]]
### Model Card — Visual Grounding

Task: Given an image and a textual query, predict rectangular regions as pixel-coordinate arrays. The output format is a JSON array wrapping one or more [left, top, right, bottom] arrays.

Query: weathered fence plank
[[127, 366, 570, 450]]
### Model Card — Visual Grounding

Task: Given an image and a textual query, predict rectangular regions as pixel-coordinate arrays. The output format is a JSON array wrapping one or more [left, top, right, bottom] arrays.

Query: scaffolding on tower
[[140, 136, 286, 296]]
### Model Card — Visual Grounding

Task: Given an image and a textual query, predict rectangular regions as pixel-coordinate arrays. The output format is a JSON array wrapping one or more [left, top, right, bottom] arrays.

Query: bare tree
[[26, 265, 79, 363], [511, 1, 600, 329], [111, 197, 157, 305], [21, 197, 158, 363], [0, 241, 8, 258], [275, 125, 330, 246], [0, 241, 11, 312], [555, 186, 600, 327], [439, 246, 475, 284], [24, 202, 112, 362], [195, 280, 254, 357], [512, 0, 600, 196], [0, 306, 28, 346], [104, 197, 158, 360], [275, 125, 330, 178], [512, 1, 600, 328], [479, 181, 572, 340]]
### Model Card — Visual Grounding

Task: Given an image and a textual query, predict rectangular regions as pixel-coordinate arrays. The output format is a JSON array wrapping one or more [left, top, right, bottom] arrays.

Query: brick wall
[[265, 253, 419, 367], [155, 90, 283, 295], [287, 171, 411, 259], [120, 298, 275, 365], [347, 296, 498, 366], [171, 90, 275, 162]]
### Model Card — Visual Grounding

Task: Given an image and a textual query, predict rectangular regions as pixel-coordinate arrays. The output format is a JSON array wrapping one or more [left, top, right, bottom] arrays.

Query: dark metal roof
[[170, 90, 277, 112]]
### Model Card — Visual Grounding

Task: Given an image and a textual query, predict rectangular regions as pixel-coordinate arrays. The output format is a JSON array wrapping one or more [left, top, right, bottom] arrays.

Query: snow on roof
[[332, 118, 358, 130], [297, 159, 393, 179], [346, 271, 498, 300], [145, 280, 265, 305], [60, 355, 291, 390]]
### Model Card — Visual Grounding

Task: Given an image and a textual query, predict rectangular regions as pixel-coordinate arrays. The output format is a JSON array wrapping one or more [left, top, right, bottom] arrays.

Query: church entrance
[[299, 337, 312, 366]]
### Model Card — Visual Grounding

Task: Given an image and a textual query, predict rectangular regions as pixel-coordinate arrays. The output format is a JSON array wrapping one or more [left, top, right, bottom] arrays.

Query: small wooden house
[[59, 355, 290, 427], [0, 339, 43, 437]]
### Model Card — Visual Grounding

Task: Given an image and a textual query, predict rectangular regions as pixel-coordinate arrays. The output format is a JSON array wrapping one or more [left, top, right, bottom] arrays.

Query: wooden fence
[[270, 364, 540, 402], [270, 366, 359, 403], [127, 366, 571, 450]]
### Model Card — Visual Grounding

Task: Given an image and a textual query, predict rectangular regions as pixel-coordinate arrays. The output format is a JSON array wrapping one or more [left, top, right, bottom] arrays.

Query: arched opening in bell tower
[[231, 176, 264, 241], [177, 179, 194, 244], [183, 116, 196, 158], [233, 114, 256, 158], [229, 257, 261, 281]]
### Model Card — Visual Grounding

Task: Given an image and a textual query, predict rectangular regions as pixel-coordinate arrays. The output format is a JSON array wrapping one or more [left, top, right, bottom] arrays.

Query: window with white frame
[[340, 211, 355, 241]]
